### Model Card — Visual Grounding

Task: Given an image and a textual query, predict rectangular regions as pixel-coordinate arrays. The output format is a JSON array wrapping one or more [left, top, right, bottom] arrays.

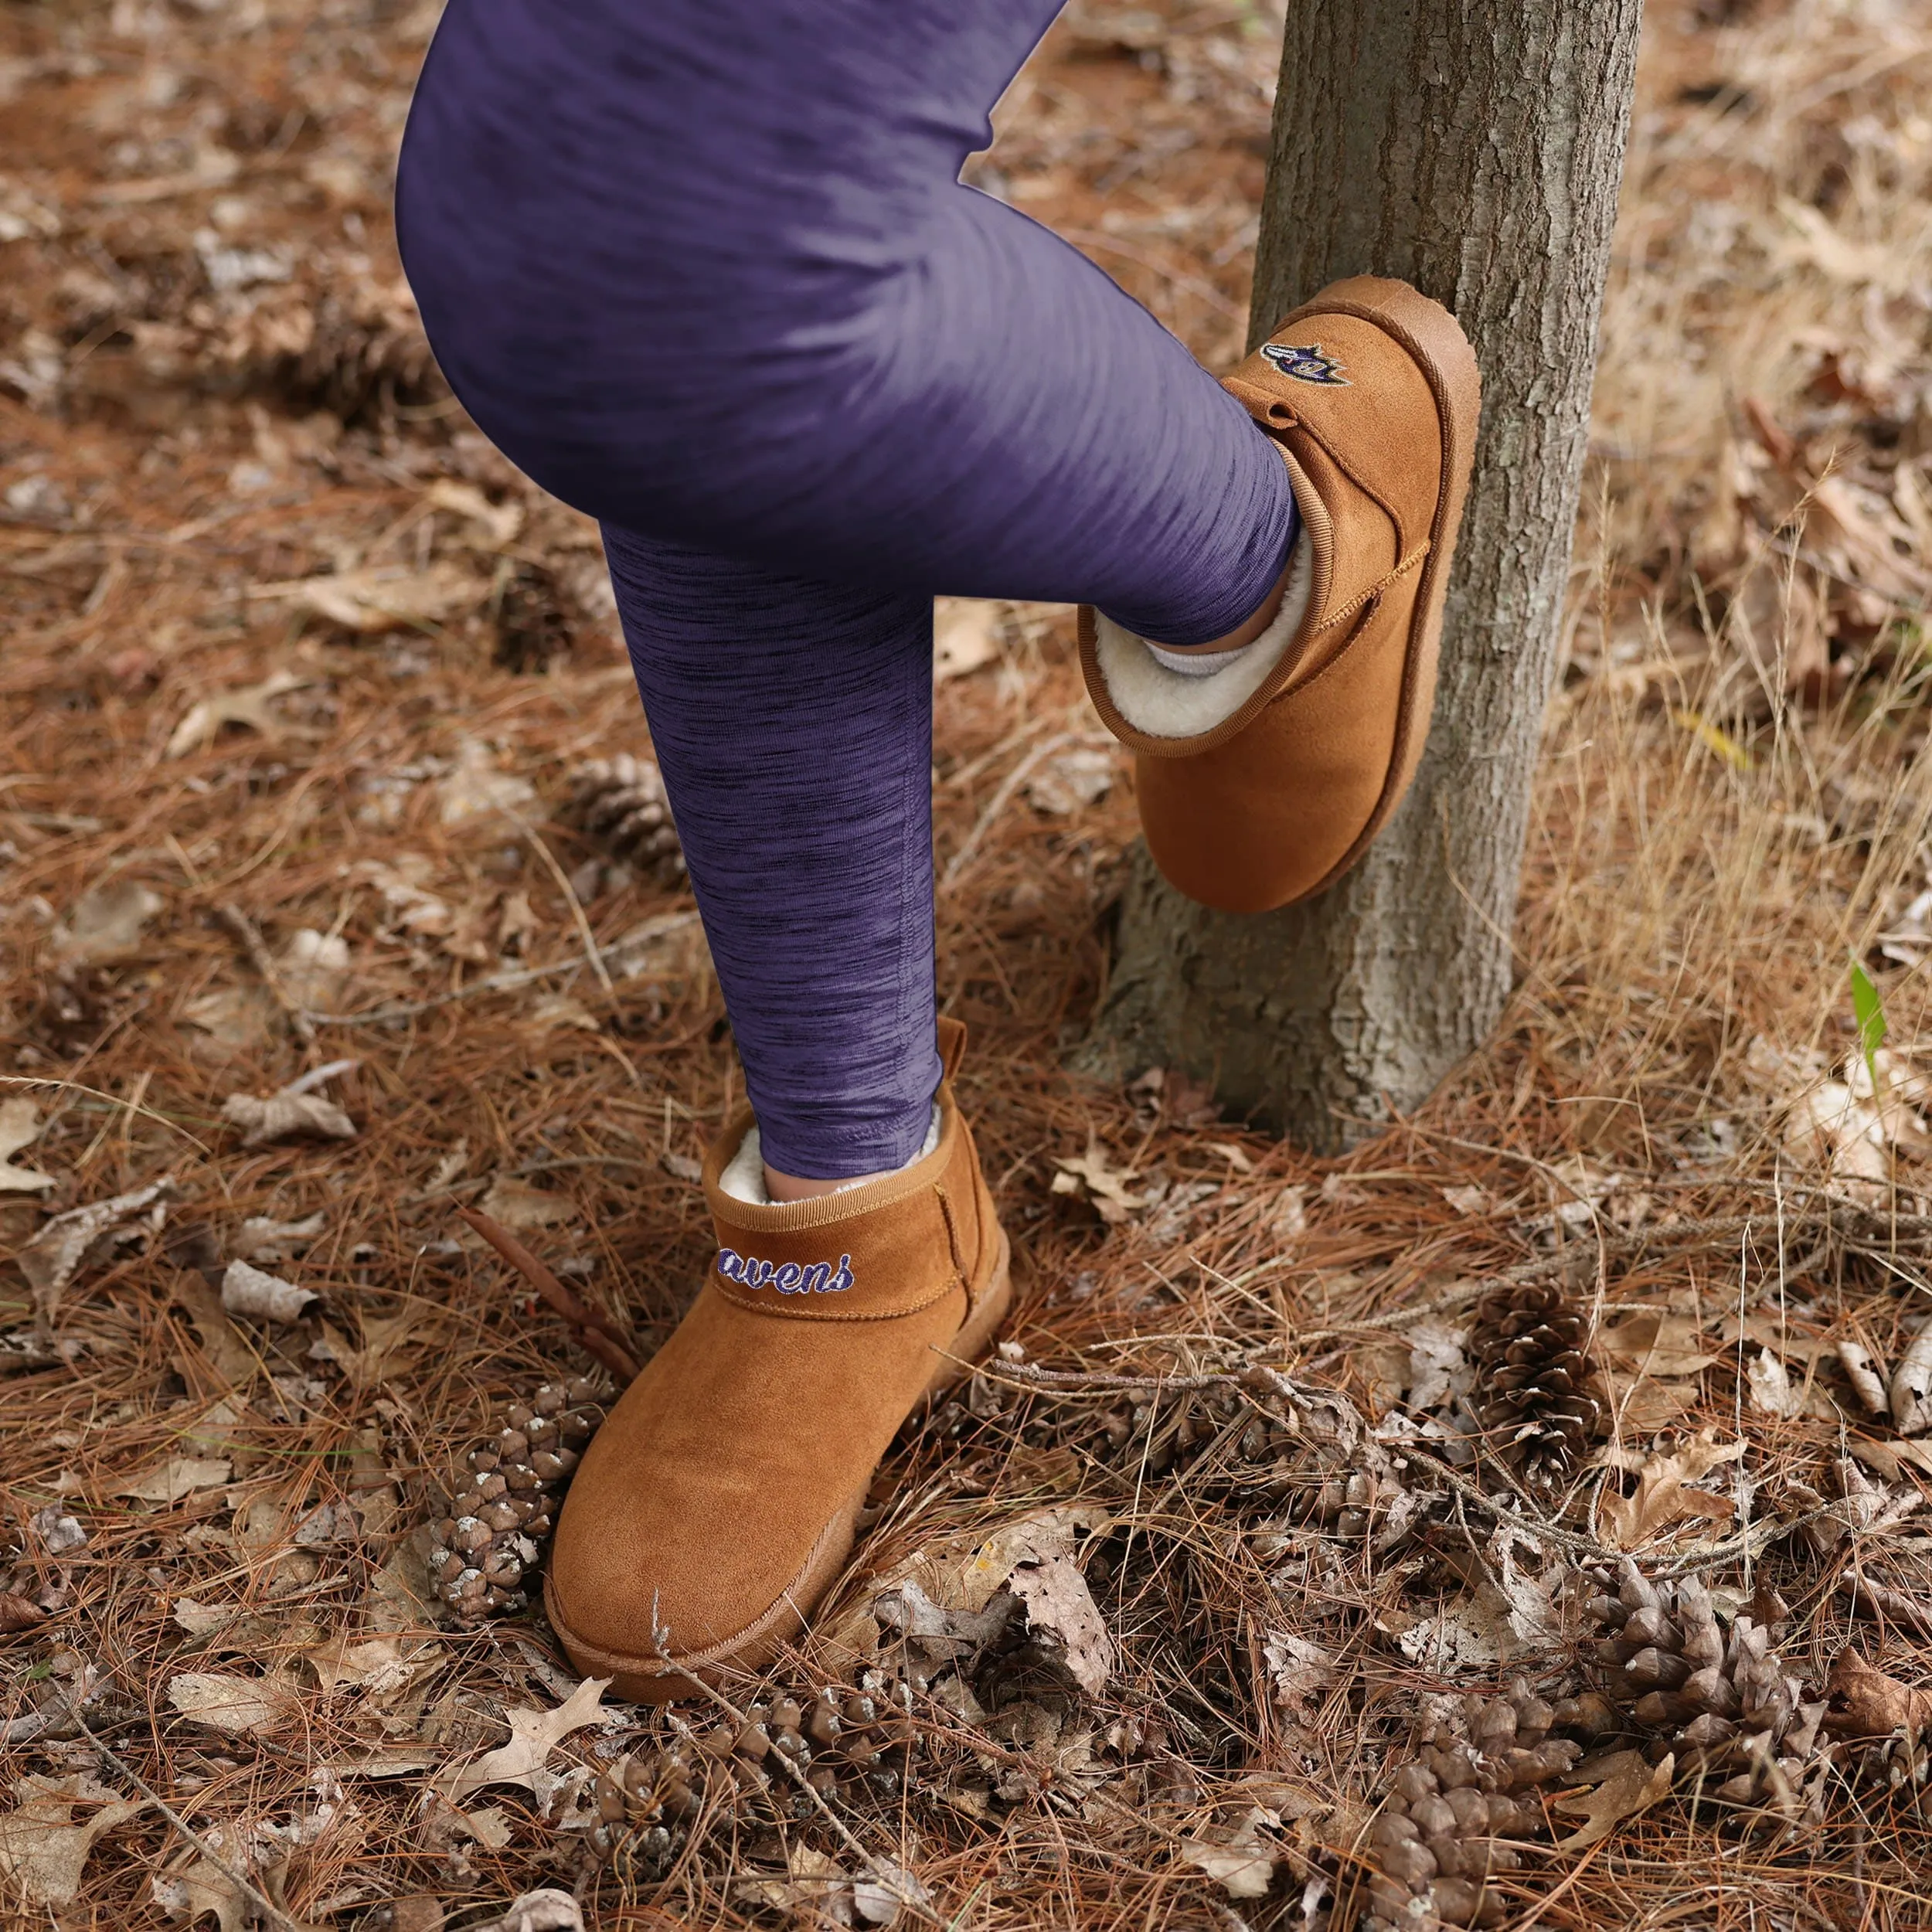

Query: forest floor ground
[[4, 1, 1932, 1928]]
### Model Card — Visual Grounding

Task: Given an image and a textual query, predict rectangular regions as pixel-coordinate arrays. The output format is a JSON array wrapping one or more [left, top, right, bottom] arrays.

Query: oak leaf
[[439, 1675, 611, 1801]]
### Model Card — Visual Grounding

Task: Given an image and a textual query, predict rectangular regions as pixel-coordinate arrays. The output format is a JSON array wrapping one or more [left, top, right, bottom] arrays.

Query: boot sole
[[1277, 275, 1482, 902], [544, 1228, 1013, 1704]]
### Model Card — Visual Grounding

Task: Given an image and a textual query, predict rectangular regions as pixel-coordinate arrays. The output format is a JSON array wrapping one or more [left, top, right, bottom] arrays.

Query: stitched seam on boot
[[1316, 543, 1430, 632], [933, 1183, 971, 1298], [1274, 543, 1432, 705]]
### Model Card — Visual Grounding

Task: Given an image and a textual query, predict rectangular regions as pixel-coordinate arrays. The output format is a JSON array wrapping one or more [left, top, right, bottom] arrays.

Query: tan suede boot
[[1079, 275, 1481, 914], [544, 1019, 1010, 1702]]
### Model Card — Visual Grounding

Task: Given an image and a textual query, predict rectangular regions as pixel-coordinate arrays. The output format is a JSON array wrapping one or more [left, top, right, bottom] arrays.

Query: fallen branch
[[455, 1206, 641, 1382]]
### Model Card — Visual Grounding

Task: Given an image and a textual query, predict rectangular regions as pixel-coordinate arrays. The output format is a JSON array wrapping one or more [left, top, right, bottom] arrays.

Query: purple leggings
[[396, 0, 1296, 1177]]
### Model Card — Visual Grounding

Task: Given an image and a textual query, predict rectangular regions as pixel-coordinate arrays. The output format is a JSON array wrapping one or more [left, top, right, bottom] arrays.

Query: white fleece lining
[[1093, 535, 1315, 739], [719, 1105, 943, 1206]]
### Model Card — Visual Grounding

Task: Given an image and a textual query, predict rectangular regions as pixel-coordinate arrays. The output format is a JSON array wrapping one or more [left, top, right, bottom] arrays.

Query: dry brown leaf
[[439, 1675, 611, 1801], [179, 985, 277, 1061], [277, 928, 354, 1009], [219, 1258, 317, 1323], [1891, 1328, 1932, 1435], [234, 1211, 327, 1264], [426, 477, 524, 548], [437, 737, 537, 828], [1026, 743, 1115, 815], [165, 668, 315, 758], [1747, 1346, 1808, 1420], [349, 856, 454, 935], [0, 1097, 56, 1192], [304, 1631, 446, 1699], [853, 1866, 927, 1928], [31, 1506, 87, 1555], [1182, 1808, 1278, 1900], [1604, 1370, 1705, 1435], [461, 1889, 585, 1932], [1598, 1311, 1722, 1378], [934, 597, 1002, 681], [1848, 1435, 1932, 1483], [18, 1177, 174, 1318], [167, 1668, 304, 1736], [1262, 1631, 1335, 1720], [1050, 1141, 1145, 1224], [0, 1592, 43, 1633], [263, 560, 488, 633], [221, 1062, 359, 1148], [0, 1775, 145, 1908], [1006, 1553, 1115, 1697], [1552, 1748, 1675, 1851], [114, 1455, 233, 1504], [49, 877, 165, 964], [734, 1848, 852, 1924], [1762, 1043, 1929, 1206], [949, 1505, 1112, 1612], [475, 1175, 579, 1230], [314, 1308, 417, 1388], [151, 1853, 251, 1932], [1393, 1587, 1527, 1673], [1597, 1431, 1745, 1549], [1825, 1648, 1932, 1740]]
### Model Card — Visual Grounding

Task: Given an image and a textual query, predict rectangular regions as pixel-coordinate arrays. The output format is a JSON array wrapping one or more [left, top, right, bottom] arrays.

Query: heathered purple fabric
[[396, 0, 1297, 1176]]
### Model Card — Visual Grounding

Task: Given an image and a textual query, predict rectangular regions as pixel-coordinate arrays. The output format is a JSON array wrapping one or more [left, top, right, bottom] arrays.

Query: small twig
[[283, 1055, 358, 1097], [507, 810, 615, 1002], [1649, 1505, 1842, 1579], [60, 1683, 303, 1932], [456, 1206, 641, 1381], [1394, 1438, 1842, 1574], [983, 1359, 1269, 1396], [215, 900, 318, 1049]]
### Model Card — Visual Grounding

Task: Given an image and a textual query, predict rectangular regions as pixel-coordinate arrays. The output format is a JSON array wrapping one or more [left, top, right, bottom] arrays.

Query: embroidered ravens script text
[[716, 1248, 854, 1294]]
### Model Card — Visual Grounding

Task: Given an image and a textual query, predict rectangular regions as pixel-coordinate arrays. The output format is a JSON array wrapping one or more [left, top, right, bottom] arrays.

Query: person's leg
[[395, 0, 1298, 651], [395, 0, 1302, 1185], [599, 528, 940, 1189]]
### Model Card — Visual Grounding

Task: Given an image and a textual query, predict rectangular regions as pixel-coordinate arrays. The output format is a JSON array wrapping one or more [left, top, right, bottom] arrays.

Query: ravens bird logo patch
[[1260, 341, 1351, 386]]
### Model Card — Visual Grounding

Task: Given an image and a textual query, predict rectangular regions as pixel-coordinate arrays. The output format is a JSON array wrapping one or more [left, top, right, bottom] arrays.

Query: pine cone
[[589, 1672, 924, 1873], [1363, 1681, 1582, 1930], [566, 753, 685, 886], [425, 1377, 605, 1622], [1580, 1560, 1825, 1815], [492, 563, 573, 674], [1470, 1281, 1603, 1485]]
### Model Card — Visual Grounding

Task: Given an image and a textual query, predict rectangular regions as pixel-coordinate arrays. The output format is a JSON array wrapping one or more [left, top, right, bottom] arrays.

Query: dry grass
[[3, 0, 1932, 1927]]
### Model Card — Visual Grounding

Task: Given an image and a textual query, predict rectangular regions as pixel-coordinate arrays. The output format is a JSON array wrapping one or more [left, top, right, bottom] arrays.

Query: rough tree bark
[[1084, 1, 1645, 1150]]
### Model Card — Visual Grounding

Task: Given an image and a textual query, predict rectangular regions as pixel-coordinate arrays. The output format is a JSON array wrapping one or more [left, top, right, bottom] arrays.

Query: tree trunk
[[1084, 0, 1645, 1151]]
